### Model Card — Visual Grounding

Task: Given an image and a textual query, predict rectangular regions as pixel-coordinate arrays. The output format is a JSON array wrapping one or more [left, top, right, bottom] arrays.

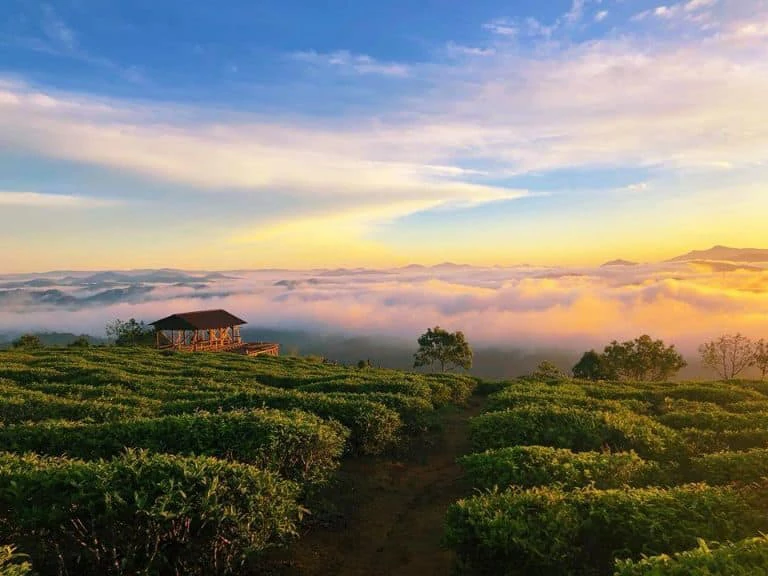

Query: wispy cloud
[[0, 191, 118, 208], [41, 4, 76, 51], [595, 11, 609, 22], [483, 19, 519, 36], [291, 50, 410, 77], [444, 42, 496, 57]]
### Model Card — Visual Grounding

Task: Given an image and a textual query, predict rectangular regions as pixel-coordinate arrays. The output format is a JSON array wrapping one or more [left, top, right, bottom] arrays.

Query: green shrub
[[161, 389, 402, 455], [327, 392, 434, 432], [0, 408, 348, 486], [681, 428, 768, 453], [444, 483, 766, 576], [0, 450, 301, 576], [614, 536, 768, 576], [459, 446, 669, 491], [470, 406, 683, 460], [298, 379, 432, 400], [0, 546, 31, 576], [686, 448, 768, 485], [658, 411, 768, 432]]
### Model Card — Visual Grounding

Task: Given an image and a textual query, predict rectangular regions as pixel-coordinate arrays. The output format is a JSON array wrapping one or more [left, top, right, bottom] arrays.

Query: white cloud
[[0, 191, 117, 208], [483, 19, 519, 36], [685, 0, 718, 11], [445, 42, 496, 57], [41, 4, 76, 50], [291, 50, 410, 77], [565, 0, 587, 25], [595, 11, 609, 22]]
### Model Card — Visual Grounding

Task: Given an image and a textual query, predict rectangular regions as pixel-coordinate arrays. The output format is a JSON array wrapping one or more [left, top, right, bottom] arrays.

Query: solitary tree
[[12, 334, 42, 349], [699, 333, 755, 380], [754, 339, 768, 380], [572, 350, 609, 380], [414, 326, 473, 372], [68, 335, 91, 348], [602, 335, 687, 381], [106, 319, 154, 347], [531, 360, 565, 381]]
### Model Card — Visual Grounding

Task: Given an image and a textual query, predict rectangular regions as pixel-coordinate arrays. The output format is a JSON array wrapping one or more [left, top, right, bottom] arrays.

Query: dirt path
[[265, 396, 486, 576]]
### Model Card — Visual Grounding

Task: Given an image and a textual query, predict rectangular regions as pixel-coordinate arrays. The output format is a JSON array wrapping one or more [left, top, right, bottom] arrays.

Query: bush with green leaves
[[161, 389, 402, 455], [686, 447, 768, 485], [614, 536, 768, 576], [658, 410, 768, 432], [444, 483, 767, 576], [0, 450, 302, 576], [0, 546, 31, 576], [459, 446, 670, 491], [470, 406, 684, 460], [0, 408, 348, 486], [680, 428, 768, 453]]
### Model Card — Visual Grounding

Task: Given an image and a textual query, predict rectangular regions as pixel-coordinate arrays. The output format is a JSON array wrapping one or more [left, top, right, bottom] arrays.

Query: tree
[[531, 360, 565, 381], [756, 339, 768, 381], [105, 319, 154, 347], [699, 334, 755, 380], [68, 335, 91, 348], [572, 350, 609, 380], [12, 334, 42, 349], [602, 335, 687, 381], [414, 326, 473, 372]]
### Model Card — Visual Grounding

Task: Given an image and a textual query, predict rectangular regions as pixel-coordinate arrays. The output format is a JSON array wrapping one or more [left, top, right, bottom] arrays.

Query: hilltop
[[667, 245, 768, 263]]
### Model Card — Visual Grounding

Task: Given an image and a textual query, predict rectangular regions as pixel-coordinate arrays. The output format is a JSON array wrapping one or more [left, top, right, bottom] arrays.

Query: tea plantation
[[3, 347, 768, 575], [0, 347, 475, 575], [446, 379, 768, 575]]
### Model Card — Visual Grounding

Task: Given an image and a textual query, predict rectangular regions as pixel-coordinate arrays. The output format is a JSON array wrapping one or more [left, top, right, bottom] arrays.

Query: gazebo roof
[[150, 309, 247, 331]]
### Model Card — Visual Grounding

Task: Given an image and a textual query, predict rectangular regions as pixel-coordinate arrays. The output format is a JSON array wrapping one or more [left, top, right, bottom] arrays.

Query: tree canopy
[[573, 336, 686, 382], [413, 326, 473, 372], [699, 333, 756, 380], [572, 350, 610, 381], [12, 334, 42, 349], [106, 319, 154, 347]]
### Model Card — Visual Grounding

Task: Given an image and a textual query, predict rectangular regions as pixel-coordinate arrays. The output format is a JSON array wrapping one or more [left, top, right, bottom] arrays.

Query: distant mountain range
[[667, 246, 768, 263], [601, 259, 638, 267]]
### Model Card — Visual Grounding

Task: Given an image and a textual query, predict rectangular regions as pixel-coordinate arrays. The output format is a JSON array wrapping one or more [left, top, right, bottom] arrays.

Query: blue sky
[[1, 0, 767, 272]]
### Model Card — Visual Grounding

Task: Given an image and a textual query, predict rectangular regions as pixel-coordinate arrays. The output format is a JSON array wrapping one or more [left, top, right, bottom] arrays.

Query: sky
[[0, 0, 767, 272]]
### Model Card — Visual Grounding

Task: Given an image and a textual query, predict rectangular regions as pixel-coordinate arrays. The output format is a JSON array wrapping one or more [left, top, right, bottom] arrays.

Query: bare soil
[[262, 396, 486, 576]]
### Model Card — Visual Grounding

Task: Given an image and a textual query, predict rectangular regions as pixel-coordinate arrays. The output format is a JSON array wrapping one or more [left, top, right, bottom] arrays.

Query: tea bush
[[680, 428, 768, 453], [0, 450, 302, 575], [658, 410, 768, 432], [0, 408, 348, 485], [444, 483, 766, 576], [686, 448, 768, 485], [614, 536, 768, 576], [459, 446, 670, 491], [0, 546, 31, 576], [470, 406, 683, 460], [161, 389, 402, 455]]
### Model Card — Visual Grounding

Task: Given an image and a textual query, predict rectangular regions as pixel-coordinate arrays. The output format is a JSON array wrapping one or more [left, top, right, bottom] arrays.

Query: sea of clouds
[[1, 260, 767, 357]]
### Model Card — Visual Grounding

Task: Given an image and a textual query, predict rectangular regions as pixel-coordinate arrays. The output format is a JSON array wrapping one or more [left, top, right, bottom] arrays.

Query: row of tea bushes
[[0, 408, 348, 486], [0, 450, 302, 576], [459, 446, 669, 491], [680, 428, 768, 453], [658, 410, 768, 432], [0, 380, 149, 424], [614, 536, 768, 576], [459, 445, 768, 491], [469, 405, 685, 460], [444, 483, 768, 576], [160, 388, 403, 455]]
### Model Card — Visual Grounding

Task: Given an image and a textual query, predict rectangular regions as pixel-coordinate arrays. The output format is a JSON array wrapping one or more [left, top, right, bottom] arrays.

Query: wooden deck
[[158, 341, 279, 356]]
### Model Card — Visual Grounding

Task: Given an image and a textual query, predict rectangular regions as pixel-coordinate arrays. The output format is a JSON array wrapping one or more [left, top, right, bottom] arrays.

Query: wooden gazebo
[[150, 309, 278, 355]]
